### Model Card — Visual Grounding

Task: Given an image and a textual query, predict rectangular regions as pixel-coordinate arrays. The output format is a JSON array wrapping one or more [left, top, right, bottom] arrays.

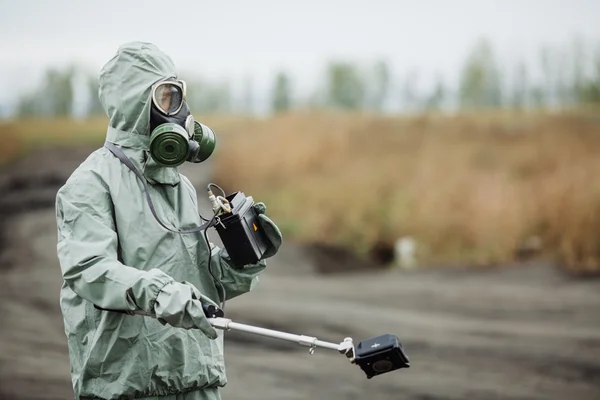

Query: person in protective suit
[[55, 41, 282, 400]]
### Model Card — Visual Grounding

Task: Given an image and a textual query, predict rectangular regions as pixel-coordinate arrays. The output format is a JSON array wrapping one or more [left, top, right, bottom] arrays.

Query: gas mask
[[148, 79, 216, 167]]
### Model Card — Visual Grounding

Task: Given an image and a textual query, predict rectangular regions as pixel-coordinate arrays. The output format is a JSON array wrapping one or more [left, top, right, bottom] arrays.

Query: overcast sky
[[1, 0, 599, 112]]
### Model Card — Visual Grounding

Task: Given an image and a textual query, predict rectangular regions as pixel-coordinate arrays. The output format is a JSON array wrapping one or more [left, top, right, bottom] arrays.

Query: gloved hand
[[153, 281, 218, 339], [253, 202, 283, 259]]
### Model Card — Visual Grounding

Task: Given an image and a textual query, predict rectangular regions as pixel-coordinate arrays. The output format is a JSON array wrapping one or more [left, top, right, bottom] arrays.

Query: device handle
[[93, 302, 224, 319], [202, 303, 225, 318]]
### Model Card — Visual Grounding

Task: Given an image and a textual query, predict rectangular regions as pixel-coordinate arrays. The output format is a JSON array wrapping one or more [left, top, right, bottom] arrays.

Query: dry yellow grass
[[213, 109, 600, 272], [3, 110, 600, 272]]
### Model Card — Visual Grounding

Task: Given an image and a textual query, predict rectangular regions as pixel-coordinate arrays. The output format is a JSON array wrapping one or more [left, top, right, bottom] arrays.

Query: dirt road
[[1, 147, 599, 400]]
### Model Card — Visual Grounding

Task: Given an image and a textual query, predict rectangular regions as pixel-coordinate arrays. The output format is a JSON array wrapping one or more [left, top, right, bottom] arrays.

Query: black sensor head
[[354, 334, 410, 379]]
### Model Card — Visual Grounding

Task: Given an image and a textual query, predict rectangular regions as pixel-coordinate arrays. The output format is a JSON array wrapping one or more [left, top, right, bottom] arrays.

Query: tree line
[[14, 37, 600, 118]]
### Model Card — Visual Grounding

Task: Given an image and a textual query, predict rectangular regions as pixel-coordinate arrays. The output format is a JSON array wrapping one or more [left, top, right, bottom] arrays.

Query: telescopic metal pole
[[209, 317, 355, 357]]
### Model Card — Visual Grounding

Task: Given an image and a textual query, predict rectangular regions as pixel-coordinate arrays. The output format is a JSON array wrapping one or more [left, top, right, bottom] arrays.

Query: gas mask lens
[[152, 81, 186, 115]]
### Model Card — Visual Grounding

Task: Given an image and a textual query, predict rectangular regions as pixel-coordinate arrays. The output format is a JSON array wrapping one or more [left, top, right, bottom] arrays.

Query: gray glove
[[153, 281, 218, 339], [253, 202, 283, 259]]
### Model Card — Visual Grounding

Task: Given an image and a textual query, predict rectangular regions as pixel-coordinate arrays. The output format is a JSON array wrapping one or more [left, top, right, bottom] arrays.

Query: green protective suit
[[55, 42, 269, 399]]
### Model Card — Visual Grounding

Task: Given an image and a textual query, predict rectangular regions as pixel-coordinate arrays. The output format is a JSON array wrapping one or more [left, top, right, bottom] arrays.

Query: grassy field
[[2, 109, 600, 273], [212, 109, 600, 273]]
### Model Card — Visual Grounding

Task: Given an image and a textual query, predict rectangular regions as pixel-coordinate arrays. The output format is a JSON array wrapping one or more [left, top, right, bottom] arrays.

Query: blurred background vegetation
[[6, 38, 600, 118], [2, 37, 600, 274]]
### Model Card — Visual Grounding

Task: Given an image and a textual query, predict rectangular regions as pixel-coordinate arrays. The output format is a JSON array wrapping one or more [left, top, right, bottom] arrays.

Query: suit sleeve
[[210, 245, 267, 301], [55, 172, 174, 312]]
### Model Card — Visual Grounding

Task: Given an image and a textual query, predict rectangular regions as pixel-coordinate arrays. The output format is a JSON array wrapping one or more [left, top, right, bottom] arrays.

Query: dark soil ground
[[1, 147, 599, 400]]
